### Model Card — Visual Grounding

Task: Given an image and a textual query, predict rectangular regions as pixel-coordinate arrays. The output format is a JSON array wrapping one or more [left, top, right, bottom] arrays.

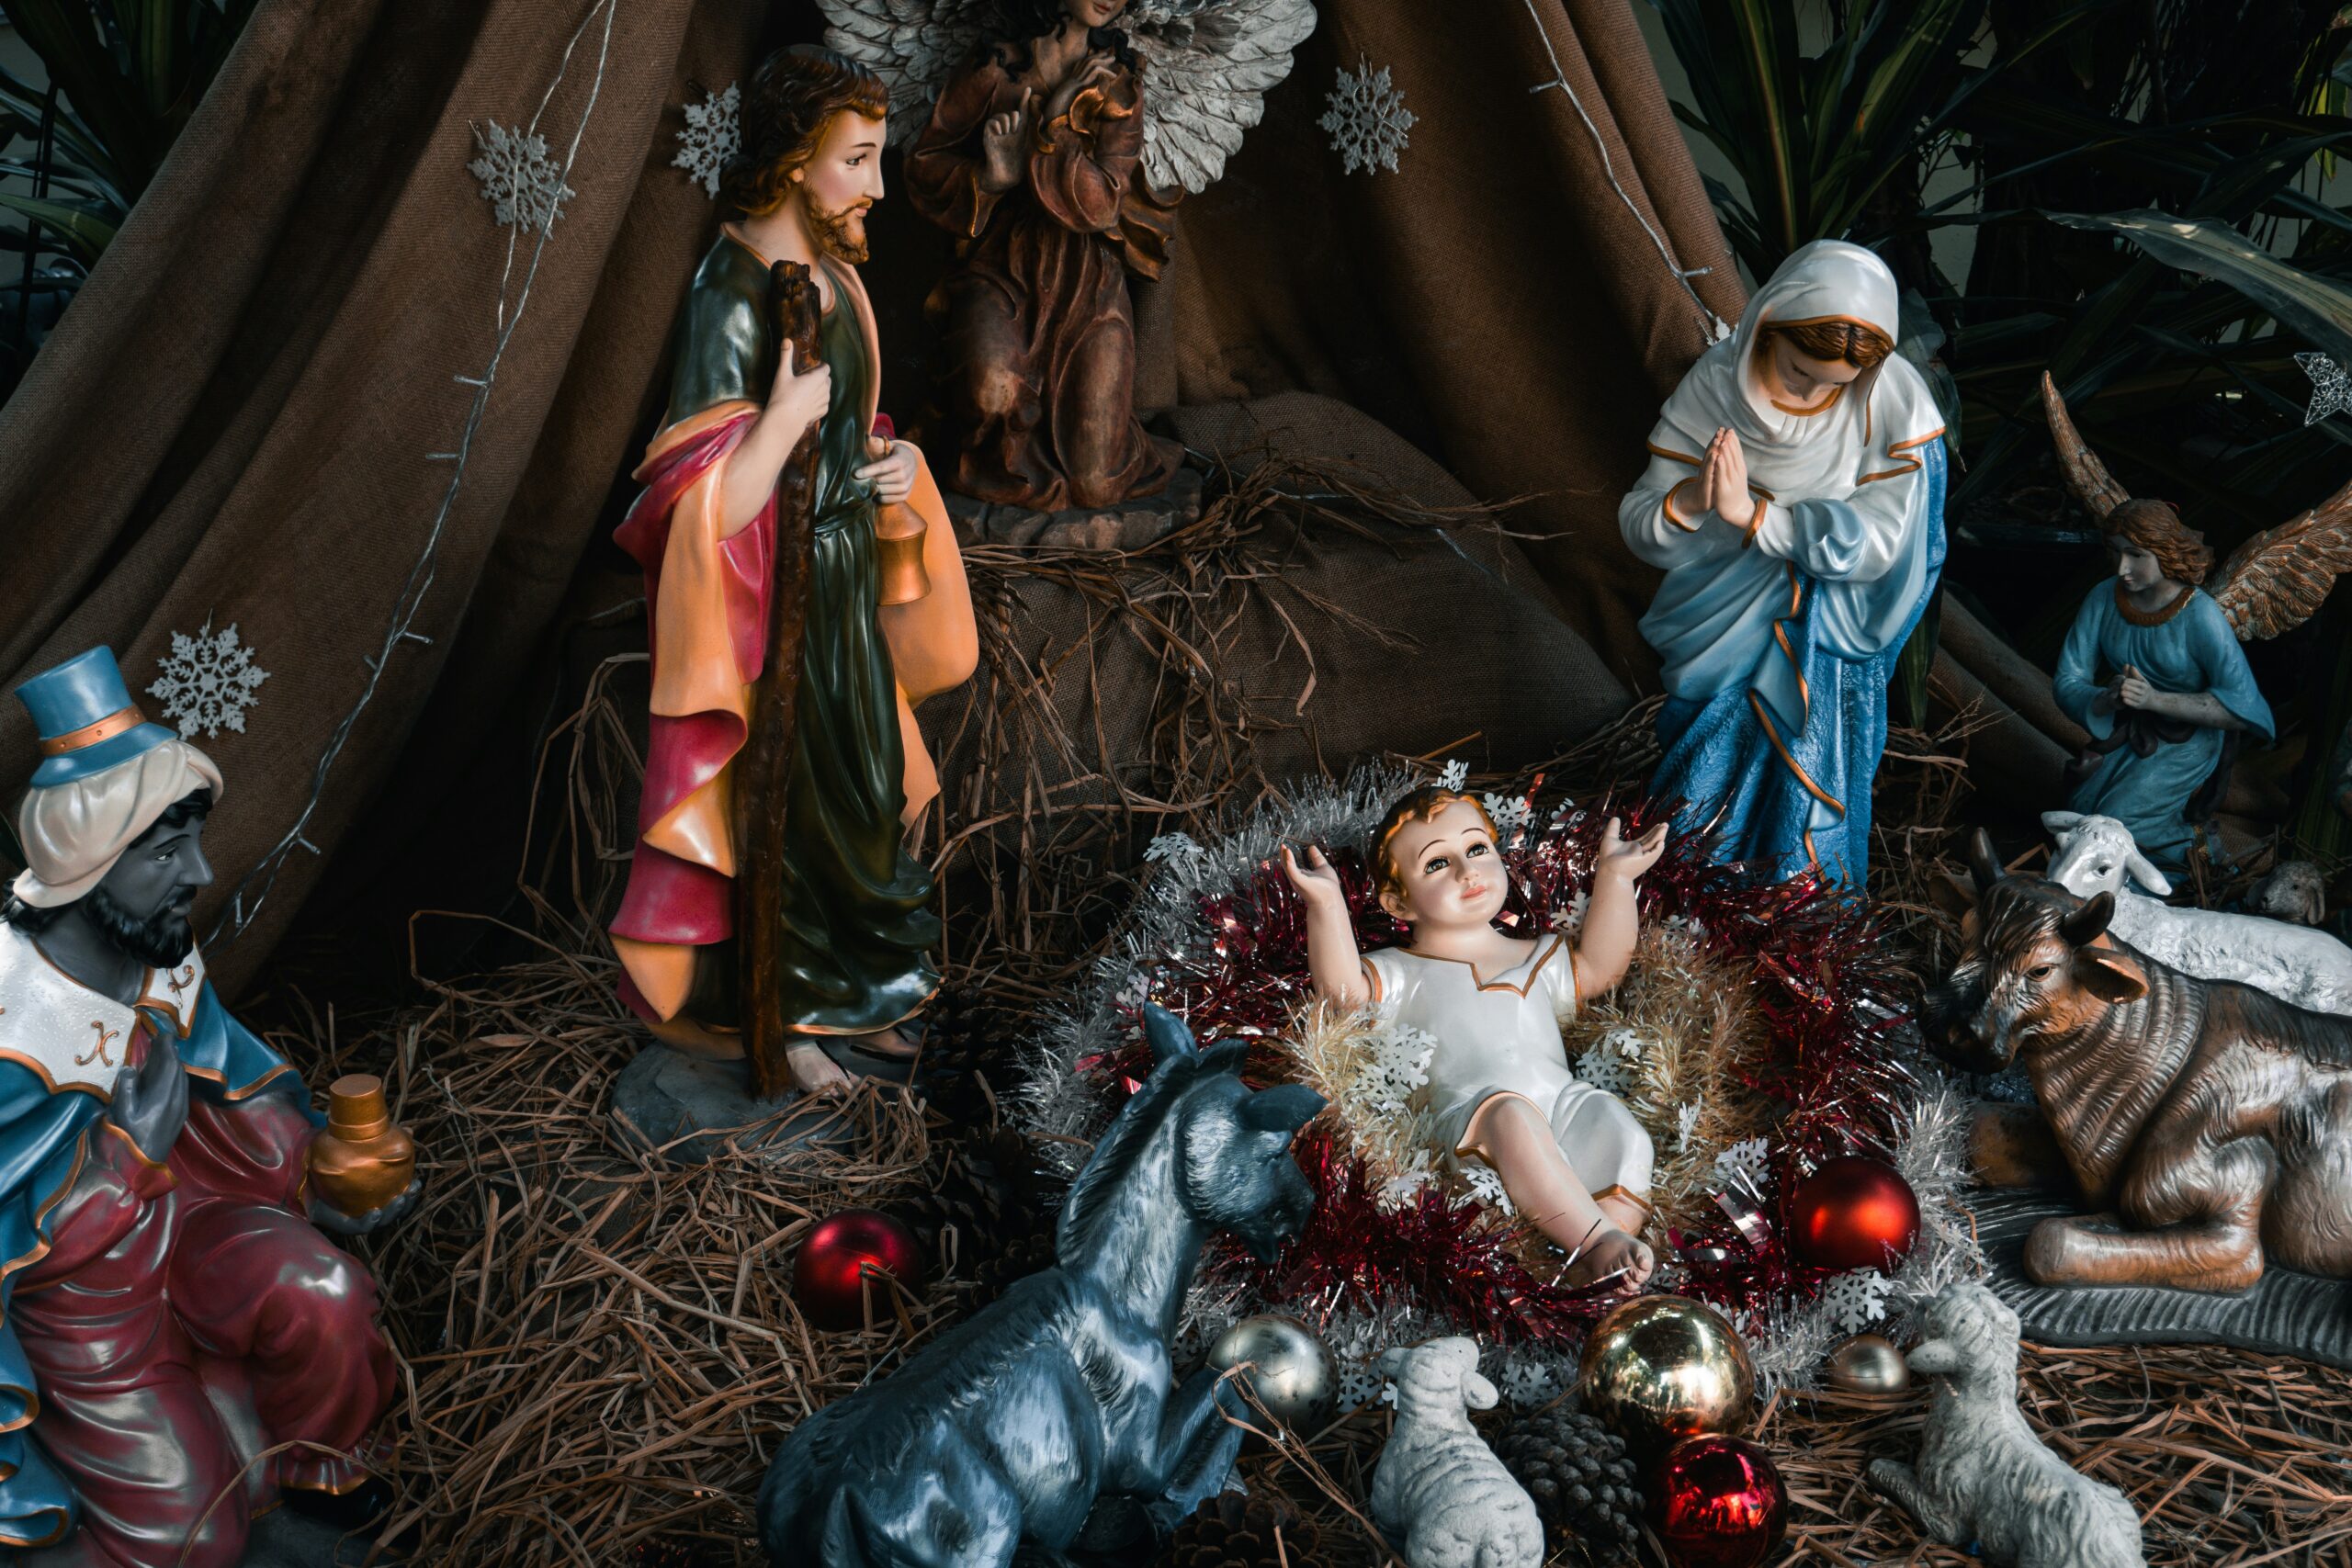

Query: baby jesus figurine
[[1283, 789, 1668, 1290]]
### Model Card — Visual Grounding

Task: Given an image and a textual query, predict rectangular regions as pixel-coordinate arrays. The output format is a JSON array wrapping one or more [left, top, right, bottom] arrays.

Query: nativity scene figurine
[[1283, 788, 1668, 1291], [820, 0, 1317, 512], [1620, 240, 1947, 890], [2041, 373, 2352, 874], [0, 648, 412, 1567], [608, 46, 978, 1100]]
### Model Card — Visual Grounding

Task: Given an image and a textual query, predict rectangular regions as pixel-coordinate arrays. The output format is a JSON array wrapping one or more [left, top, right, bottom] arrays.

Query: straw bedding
[[267, 460, 2352, 1565]]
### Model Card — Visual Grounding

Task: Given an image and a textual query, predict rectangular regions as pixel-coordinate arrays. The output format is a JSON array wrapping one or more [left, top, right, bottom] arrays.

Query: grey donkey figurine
[[759, 1005, 1326, 1567], [1867, 1282, 2143, 1568]]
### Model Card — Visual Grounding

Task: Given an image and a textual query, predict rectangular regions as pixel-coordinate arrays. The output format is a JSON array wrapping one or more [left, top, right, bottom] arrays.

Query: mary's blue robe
[[1629, 443, 1945, 889], [2052, 582, 2273, 870]]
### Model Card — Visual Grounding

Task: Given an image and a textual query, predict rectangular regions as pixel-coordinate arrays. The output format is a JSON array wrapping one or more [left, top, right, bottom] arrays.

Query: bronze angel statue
[[2042, 372, 2352, 870], [820, 0, 1316, 511]]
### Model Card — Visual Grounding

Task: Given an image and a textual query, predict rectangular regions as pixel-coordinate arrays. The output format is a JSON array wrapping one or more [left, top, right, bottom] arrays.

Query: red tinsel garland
[[1075, 791, 1924, 1348]]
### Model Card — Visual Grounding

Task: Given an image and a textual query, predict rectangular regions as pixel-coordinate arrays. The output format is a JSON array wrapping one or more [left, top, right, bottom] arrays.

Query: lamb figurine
[[2042, 811, 2352, 1015], [1371, 1338, 1544, 1568], [1868, 1283, 2144, 1568]]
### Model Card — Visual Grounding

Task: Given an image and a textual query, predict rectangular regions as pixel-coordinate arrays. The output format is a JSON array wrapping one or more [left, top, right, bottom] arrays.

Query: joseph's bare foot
[[854, 1025, 921, 1062], [786, 1041, 854, 1096], [1557, 1228, 1655, 1292]]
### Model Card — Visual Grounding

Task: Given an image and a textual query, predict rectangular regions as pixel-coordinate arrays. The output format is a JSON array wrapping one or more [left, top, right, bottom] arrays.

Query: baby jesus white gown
[[1363, 936, 1655, 1210]]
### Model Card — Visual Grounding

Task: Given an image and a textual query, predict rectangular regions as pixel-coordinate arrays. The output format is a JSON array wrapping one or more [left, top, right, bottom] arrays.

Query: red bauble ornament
[[792, 1209, 925, 1331], [1786, 1156, 1920, 1271], [1654, 1435, 1789, 1568]]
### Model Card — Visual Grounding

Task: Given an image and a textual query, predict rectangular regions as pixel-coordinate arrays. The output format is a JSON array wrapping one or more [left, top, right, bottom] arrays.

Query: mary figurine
[[1619, 241, 1946, 888]]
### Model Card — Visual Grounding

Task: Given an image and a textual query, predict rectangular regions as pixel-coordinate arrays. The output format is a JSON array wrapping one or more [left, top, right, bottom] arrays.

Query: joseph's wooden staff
[[738, 259, 824, 1098]]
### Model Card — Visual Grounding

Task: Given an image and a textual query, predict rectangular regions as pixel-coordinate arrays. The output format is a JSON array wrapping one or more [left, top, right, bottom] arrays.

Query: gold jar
[[307, 1074, 417, 1217], [873, 497, 932, 606]]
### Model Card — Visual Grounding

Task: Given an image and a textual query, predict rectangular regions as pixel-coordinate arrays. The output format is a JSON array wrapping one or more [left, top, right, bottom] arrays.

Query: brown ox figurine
[[1921, 830, 2352, 1293]]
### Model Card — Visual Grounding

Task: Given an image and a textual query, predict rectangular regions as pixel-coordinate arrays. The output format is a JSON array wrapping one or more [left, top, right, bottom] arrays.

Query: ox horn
[[1238, 1083, 1326, 1135], [2059, 890, 2115, 947], [1967, 828, 2005, 897]]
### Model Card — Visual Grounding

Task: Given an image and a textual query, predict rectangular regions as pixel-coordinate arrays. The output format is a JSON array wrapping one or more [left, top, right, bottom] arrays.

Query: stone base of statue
[[1976, 1189, 2352, 1371], [945, 466, 1204, 552], [610, 1037, 913, 1164]]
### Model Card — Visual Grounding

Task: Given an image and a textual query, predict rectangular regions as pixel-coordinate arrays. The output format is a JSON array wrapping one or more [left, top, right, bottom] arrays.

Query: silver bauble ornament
[[1824, 1333, 1911, 1394], [1205, 1314, 1335, 1434]]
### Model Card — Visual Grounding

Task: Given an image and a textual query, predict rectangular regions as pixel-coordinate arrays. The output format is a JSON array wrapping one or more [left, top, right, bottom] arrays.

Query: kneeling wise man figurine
[[0, 648, 411, 1565]]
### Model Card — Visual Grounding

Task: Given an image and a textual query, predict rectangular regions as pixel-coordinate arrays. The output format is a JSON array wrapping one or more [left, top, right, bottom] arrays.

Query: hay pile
[[280, 460, 2352, 1566]]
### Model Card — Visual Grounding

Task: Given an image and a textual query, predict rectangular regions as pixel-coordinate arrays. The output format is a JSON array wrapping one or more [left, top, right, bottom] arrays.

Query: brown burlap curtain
[[0, 0, 1738, 990]]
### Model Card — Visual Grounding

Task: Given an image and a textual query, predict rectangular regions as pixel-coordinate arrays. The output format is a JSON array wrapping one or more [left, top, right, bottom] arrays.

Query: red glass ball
[[1655, 1435, 1789, 1568], [1786, 1156, 1920, 1271], [792, 1209, 925, 1331]]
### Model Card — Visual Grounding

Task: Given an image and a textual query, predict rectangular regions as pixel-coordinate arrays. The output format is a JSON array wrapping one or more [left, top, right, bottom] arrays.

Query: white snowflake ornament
[[1573, 1026, 1647, 1098], [469, 122, 575, 231], [1360, 1019, 1436, 1112], [1481, 792, 1535, 833], [673, 83, 741, 198], [1460, 1162, 1513, 1214], [1674, 1097, 1706, 1154], [1497, 1349, 1566, 1409], [1321, 58, 1415, 176], [1712, 1136, 1771, 1196], [1145, 831, 1206, 865], [2296, 351, 2349, 425], [149, 621, 269, 740], [1821, 1268, 1894, 1333], [1436, 758, 1468, 792]]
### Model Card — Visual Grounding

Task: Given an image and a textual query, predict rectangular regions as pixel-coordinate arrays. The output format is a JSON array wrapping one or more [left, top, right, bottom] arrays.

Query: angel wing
[[2043, 371, 2352, 640], [2212, 473, 2352, 640], [2040, 371, 2130, 522], [818, 0, 997, 147], [1127, 0, 1317, 196]]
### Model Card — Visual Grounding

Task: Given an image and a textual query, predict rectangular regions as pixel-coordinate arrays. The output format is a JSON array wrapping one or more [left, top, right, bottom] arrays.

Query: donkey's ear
[[1143, 1004, 1198, 1067], [2041, 810, 2085, 835], [1238, 1083, 1327, 1136], [2072, 946, 2148, 1005], [1376, 1347, 1408, 1376], [1463, 1371, 1500, 1411], [1968, 829, 2004, 897]]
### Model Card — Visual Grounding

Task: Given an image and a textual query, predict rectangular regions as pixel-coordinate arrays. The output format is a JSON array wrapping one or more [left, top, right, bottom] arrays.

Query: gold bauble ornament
[[1577, 1294, 1756, 1461], [1206, 1314, 1335, 1435], [1824, 1333, 1910, 1394]]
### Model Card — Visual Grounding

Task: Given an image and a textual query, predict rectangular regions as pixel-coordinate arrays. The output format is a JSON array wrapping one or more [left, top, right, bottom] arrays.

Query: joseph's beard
[[85, 886, 196, 970], [803, 193, 872, 264]]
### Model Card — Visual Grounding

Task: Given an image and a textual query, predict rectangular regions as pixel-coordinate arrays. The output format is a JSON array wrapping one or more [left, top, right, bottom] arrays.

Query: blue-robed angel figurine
[[2041, 373, 2352, 873], [1620, 240, 1947, 888]]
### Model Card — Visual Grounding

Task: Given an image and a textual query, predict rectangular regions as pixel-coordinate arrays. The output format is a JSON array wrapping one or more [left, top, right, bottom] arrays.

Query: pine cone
[[1159, 1491, 1323, 1568], [895, 1119, 1067, 1308], [1494, 1405, 1646, 1567], [911, 991, 1026, 1124]]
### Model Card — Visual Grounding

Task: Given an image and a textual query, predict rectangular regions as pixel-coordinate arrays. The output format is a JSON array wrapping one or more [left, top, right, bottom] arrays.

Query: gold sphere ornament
[[1577, 1295, 1756, 1462], [1824, 1333, 1910, 1394], [1206, 1314, 1336, 1435]]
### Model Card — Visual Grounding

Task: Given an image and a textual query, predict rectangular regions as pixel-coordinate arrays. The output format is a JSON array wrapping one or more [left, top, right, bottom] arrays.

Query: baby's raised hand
[[1594, 817, 1668, 883], [1280, 844, 1346, 910]]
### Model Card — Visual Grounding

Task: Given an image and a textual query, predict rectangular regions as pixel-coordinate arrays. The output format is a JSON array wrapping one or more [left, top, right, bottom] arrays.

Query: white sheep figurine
[[2042, 811, 2352, 1016], [1371, 1338, 1544, 1568], [1868, 1282, 2144, 1568]]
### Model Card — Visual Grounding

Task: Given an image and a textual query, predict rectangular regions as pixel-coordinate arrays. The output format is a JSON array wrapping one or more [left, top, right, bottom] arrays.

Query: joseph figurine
[[609, 46, 977, 1096]]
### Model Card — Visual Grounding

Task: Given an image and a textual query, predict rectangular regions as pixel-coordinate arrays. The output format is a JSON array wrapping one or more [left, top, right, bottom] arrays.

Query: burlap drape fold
[[0, 0, 1741, 986]]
